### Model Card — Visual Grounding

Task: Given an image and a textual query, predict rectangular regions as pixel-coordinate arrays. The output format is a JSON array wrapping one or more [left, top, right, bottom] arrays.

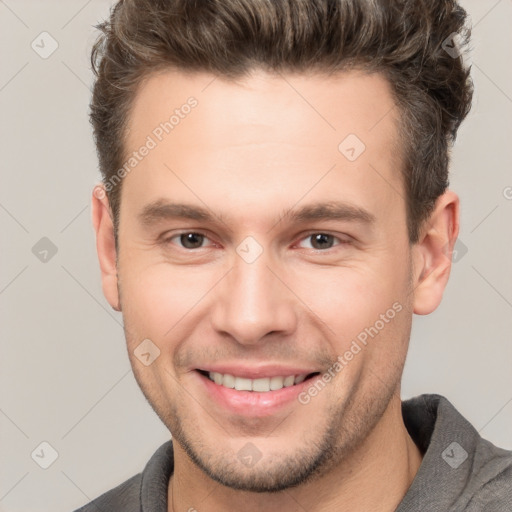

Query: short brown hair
[[90, 0, 473, 244]]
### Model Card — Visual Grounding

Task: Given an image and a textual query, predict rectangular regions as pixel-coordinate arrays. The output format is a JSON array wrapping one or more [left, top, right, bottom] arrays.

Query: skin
[[92, 68, 459, 511]]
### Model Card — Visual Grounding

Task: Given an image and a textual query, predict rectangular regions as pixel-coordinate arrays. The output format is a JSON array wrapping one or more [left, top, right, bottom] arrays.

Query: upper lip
[[196, 364, 319, 379]]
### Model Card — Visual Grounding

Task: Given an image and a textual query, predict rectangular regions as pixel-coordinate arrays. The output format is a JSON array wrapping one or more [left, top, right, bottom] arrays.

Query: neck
[[168, 395, 423, 512]]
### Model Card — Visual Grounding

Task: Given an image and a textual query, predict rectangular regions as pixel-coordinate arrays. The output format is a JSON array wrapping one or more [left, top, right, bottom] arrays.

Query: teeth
[[234, 377, 252, 391], [253, 378, 270, 392], [221, 373, 235, 389], [270, 376, 284, 390], [207, 372, 309, 392], [284, 375, 295, 387], [294, 374, 306, 384]]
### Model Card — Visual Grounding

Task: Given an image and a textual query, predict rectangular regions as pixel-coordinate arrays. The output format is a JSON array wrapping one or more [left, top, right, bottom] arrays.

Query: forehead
[[127, 67, 399, 149], [121, 68, 404, 233]]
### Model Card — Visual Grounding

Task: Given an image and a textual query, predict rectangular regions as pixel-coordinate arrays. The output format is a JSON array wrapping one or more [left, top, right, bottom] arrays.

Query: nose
[[210, 250, 298, 346]]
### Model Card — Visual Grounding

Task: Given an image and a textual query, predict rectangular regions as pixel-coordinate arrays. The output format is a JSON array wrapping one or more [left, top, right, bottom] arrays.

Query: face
[[107, 69, 418, 491]]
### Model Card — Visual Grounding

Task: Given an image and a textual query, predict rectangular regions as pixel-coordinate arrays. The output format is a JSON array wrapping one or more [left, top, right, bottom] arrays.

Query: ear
[[411, 190, 460, 315], [91, 185, 121, 311]]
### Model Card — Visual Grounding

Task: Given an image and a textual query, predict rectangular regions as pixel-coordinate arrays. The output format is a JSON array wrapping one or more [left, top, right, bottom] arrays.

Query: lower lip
[[196, 371, 317, 416]]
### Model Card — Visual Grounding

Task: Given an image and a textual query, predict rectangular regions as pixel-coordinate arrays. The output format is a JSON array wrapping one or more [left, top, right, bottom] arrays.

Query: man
[[76, 0, 512, 510]]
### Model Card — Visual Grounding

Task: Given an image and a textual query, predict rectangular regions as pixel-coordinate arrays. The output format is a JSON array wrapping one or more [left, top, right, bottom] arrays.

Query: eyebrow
[[279, 201, 376, 226], [139, 201, 224, 226], [138, 200, 376, 229]]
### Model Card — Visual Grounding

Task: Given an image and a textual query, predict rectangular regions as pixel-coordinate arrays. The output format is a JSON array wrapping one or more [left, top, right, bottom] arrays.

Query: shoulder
[[72, 473, 142, 512], [72, 440, 174, 512], [464, 439, 512, 511], [435, 395, 512, 509], [399, 394, 512, 511]]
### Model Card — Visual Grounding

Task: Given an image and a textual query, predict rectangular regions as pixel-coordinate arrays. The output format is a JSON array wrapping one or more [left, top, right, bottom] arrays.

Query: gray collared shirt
[[74, 394, 512, 511]]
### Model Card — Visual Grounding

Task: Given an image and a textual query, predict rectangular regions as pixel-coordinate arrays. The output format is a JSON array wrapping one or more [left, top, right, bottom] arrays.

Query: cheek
[[118, 261, 218, 345], [300, 264, 402, 328], [295, 256, 412, 377]]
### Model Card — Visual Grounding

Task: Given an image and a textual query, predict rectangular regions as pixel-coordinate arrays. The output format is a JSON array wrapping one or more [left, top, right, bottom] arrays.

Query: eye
[[167, 232, 212, 249], [297, 233, 348, 251]]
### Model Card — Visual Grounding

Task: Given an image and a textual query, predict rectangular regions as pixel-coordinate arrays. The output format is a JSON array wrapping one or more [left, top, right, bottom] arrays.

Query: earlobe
[[92, 185, 121, 311], [412, 190, 460, 315]]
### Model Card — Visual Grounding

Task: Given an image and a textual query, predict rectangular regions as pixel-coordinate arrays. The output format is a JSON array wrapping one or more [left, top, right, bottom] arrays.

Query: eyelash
[[163, 231, 351, 252]]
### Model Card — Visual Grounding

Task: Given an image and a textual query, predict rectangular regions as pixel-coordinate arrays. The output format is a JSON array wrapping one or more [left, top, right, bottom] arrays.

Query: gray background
[[0, 1, 511, 511]]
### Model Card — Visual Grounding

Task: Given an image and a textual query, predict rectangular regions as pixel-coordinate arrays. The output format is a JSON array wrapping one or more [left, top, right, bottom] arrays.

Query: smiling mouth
[[197, 370, 320, 392]]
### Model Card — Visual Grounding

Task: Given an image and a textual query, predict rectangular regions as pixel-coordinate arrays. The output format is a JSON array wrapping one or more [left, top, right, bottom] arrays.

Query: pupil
[[312, 233, 332, 249], [181, 233, 203, 249]]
